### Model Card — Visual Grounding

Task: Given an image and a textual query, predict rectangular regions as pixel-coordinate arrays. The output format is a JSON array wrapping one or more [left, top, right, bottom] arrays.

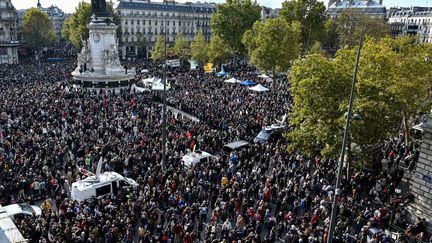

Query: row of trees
[[150, 31, 231, 67]]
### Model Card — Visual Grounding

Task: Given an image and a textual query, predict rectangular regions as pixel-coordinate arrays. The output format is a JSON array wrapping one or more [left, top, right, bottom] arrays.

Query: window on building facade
[[131, 20, 134, 25]]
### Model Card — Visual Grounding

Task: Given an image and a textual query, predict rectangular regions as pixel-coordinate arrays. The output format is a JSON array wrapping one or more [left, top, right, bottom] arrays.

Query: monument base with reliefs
[[72, 16, 135, 89]]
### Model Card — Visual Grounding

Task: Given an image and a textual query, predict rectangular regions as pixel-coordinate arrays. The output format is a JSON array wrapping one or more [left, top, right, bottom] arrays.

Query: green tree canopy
[[242, 18, 301, 80], [280, 0, 327, 52], [190, 30, 209, 66], [22, 8, 56, 48], [287, 36, 430, 163], [151, 35, 166, 62], [172, 34, 190, 60], [62, 1, 120, 48], [386, 36, 432, 143], [208, 35, 232, 66], [210, 0, 260, 56]]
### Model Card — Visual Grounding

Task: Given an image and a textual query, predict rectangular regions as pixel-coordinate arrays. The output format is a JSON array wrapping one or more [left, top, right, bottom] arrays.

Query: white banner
[[166, 59, 181, 67]]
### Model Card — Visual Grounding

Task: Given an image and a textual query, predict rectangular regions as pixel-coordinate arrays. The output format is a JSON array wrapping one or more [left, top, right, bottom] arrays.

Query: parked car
[[223, 140, 251, 152], [2, 204, 42, 219], [253, 124, 287, 144]]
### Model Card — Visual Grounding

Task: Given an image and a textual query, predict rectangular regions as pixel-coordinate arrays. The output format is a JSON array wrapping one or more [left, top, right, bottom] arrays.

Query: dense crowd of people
[[0, 52, 430, 243]]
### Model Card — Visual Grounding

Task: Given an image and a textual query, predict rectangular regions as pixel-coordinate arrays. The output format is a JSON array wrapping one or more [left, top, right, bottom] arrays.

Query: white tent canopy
[[249, 84, 269, 92], [224, 77, 241, 83]]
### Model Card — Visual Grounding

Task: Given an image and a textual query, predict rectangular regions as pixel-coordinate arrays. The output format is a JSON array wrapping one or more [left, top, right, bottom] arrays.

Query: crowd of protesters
[[0, 53, 430, 243]]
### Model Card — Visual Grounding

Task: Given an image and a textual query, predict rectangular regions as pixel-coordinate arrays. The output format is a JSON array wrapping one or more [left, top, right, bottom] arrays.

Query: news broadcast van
[[71, 159, 138, 202]]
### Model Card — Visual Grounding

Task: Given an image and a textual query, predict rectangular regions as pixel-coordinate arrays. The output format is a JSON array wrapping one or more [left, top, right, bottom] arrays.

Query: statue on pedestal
[[91, 0, 110, 18]]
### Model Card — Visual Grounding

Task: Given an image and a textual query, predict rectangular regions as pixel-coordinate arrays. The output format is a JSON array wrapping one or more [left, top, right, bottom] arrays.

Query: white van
[[71, 172, 138, 202], [182, 151, 218, 170]]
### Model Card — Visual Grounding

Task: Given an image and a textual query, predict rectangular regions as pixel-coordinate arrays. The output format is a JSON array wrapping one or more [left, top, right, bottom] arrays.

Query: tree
[[210, 0, 260, 56], [322, 18, 338, 53], [172, 34, 190, 60], [286, 36, 428, 164], [208, 35, 232, 66], [242, 18, 301, 84], [190, 30, 209, 66], [62, 1, 120, 48], [151, 35, 166, 62], [22, 8, 56, 48], [335, 9, 389, 48], [386, 36, 432, 143], [280, 0, 327, 52]]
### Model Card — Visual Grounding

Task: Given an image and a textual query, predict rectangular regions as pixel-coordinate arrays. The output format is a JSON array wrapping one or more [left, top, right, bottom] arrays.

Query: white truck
[[182, 150, 219, 170], [71, 159, 138, 202]]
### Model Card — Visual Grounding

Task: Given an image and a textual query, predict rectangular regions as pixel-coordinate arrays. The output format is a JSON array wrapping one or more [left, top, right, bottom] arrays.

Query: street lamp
[[161, 13, 168, 171], [327, 32, 364, 243]]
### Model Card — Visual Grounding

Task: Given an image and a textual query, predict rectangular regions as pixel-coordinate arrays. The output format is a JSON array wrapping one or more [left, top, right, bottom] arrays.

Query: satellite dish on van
[[95, 157, 103, 177]]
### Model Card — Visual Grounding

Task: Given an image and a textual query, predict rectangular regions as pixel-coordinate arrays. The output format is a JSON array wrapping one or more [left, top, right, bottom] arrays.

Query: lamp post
[[161, 14, 168, 171], [327, 32, 364, 243]]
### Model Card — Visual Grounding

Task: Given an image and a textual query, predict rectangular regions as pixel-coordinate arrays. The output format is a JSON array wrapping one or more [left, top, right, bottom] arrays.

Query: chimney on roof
[[379, 0, 383, 4], [37, 0, 41, 8]]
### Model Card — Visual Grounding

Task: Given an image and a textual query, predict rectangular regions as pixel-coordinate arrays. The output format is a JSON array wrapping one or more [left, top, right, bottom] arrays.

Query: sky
[[11, 0, 432, 13]]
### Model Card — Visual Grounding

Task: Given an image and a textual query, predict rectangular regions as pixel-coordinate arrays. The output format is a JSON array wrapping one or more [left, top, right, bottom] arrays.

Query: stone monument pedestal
[[72, 17, 135, 89]]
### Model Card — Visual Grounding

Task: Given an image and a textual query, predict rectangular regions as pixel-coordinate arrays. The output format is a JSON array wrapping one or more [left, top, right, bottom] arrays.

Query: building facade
[[260, 7, 280, 20], [115, 0, 215, 58], [0, 0, 18, 64], [327, 0, 386, 19], [388, 7, 432, 43]]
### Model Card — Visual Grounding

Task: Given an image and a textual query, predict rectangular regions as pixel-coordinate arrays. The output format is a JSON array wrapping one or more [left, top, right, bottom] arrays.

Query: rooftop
[[329, 0, 385, 9]]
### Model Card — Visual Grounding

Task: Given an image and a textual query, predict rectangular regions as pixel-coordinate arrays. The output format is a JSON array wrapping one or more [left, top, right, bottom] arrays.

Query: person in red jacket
[[183, 232, 193, 243]]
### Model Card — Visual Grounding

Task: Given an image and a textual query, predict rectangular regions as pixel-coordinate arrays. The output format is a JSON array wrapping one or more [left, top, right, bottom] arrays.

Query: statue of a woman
[[91, 0, 110, 17]]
